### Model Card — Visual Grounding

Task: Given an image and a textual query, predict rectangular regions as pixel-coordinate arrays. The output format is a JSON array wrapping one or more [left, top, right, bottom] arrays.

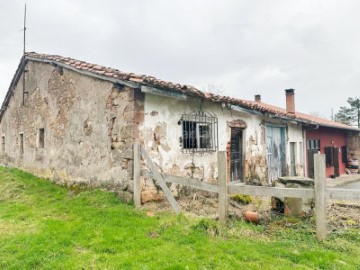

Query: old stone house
[[0, 53, 358, 202]]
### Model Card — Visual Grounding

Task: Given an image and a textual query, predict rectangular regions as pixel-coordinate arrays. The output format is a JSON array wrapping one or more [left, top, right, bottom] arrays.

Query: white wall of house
[[142, 93, 305, 186]]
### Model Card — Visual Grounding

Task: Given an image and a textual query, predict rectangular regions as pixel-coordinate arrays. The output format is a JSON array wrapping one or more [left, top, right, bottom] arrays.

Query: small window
[[1, 136, 5, 154], [38, 128, 45, 148], [19, 133, 24, 156], [180, 112, 218, 153], [307, 139, 320, 150]]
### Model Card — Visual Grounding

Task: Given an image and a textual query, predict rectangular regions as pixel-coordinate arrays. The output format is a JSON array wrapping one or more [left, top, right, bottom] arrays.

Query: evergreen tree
[[335, 97, 360, 127]]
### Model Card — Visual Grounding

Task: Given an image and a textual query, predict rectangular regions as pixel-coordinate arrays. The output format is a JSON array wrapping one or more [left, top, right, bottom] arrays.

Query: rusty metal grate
[[180, 111, 218, 154]]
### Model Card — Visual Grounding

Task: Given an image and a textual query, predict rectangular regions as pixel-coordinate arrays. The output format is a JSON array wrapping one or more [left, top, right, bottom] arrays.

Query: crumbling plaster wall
[[142, 94, 305, 188], [0, 61, 139, 190]]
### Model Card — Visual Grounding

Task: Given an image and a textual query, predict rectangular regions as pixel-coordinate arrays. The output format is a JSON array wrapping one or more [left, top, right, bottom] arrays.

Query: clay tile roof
[[23, 52, 360, 131]]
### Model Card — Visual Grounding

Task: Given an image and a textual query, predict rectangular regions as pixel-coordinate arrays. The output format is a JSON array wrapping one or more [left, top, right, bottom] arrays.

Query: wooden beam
[[314, 153, 327, 241], [218, 151, 228, 223], [133, 143, 141, 208], [326, 188, 360, 200], [141, 85, 187, 100], [141, 169, 218, 193], [228, 184, 314, 199], [140, 146, 181, 214], [163, 174, 218, 193]]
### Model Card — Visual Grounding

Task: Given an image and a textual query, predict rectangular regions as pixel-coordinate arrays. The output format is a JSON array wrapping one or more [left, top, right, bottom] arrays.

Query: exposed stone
[[141, 189, 164, 203], [126, 180, 135, 193], [0, 60, 144, 193], [83, 118, 93, 136]]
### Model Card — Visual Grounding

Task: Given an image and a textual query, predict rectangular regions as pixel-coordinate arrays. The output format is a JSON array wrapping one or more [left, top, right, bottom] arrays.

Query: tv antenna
[[22, 3, 27, 105]]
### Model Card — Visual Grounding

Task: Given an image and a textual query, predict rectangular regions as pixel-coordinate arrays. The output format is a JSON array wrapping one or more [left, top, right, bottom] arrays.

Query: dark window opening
[[182, 121, 197, 149], [38, 128, 45, 148], [325, 147, 334, 166], [199, 124, 211, 149], [20, 133, 24, 156], [180, 112, 218, 153], [1, 136, 5, 154], [341, 146, 348, 163]]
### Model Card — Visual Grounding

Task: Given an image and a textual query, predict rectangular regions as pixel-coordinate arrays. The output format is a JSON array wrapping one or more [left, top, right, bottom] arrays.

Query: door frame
[[230, 127, 244, 182]]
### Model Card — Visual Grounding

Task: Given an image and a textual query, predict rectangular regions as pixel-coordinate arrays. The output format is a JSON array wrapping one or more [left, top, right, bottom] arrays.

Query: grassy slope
[[0, 167, 359, 270]]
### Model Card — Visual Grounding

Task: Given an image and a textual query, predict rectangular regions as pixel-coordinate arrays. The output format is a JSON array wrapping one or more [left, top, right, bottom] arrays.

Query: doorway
[[266, 126, 286, 181], [230, 128, 243, 182], [290, 142, 296, 176]]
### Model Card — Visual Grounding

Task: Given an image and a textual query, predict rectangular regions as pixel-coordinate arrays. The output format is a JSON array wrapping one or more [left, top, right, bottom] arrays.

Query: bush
[[231, 194, 252, 205]]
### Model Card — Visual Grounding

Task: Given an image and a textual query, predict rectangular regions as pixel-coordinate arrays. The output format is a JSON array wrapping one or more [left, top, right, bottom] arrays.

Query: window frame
[[307, 139, 320, 150], [180, 112, 218, 154]]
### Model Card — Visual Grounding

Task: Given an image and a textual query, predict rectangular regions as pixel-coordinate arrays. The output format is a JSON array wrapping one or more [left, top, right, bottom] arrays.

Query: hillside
[[0, 167, 359, 269]]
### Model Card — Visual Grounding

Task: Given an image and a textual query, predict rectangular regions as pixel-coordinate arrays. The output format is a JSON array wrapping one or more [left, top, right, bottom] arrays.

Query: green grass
[[1, 167, 360, 270]]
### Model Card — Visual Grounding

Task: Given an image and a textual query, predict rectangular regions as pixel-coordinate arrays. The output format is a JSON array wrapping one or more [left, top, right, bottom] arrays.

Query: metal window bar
[[180, 112, 218, 154]]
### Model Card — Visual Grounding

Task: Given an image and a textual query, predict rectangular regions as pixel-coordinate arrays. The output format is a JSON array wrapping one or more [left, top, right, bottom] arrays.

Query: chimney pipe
[[285, 89, 295, 114], [254, 94, 261, 102]]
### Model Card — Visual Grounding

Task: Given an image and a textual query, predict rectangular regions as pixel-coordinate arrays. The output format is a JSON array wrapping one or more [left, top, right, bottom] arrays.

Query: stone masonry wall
[[0, 61, 141, 197]]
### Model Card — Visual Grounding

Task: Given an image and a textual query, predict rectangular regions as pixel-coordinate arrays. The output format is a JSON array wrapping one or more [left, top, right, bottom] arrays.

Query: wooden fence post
[[140, 145, 181, 214], [218, 151, 228, 223], [314, 153, 327, 241], [133, 142, 141, 208]]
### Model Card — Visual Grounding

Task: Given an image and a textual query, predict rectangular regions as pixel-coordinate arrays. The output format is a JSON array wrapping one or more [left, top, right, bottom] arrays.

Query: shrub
[[231, 194, 252, 205]]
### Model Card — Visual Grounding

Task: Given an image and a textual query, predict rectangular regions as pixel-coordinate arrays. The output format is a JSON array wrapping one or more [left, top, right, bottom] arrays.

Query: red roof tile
[[22, 52, 360, 131]]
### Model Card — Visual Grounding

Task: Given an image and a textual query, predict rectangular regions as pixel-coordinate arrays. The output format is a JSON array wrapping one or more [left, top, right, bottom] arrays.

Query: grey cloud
[[1, 0, 360, 118]]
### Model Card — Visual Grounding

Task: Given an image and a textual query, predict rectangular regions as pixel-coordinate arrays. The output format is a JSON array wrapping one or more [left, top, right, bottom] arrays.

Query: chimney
[[285, 89, 295, 114], [254, 94, 261, 102]]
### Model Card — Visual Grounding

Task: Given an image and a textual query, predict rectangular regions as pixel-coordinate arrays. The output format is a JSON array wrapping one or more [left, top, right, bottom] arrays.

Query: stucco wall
[[0, 61, 140, 192], [141, 94, 305, 189]]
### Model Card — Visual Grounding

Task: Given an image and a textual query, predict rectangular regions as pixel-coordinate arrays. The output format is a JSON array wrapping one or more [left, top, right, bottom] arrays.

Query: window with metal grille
[[180, 112, 218, 153]]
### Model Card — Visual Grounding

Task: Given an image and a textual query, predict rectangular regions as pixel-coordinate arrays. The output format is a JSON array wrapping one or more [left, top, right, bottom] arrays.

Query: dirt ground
[[143, 190, 360, 230]]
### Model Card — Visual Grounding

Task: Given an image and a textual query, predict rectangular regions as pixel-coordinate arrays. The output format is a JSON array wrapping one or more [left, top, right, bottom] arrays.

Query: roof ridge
[[8, 52, 359, 132]]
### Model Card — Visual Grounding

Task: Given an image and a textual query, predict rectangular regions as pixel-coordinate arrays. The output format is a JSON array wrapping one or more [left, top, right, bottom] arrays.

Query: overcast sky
[[1, 0, 360, 118]]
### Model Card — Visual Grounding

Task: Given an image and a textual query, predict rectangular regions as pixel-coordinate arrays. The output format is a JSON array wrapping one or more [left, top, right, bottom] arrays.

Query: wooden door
[[307, 149, 318, 178], [266, 126, 286, 182], [333, 147, 340, 177], [230, 128, 243, 182]]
